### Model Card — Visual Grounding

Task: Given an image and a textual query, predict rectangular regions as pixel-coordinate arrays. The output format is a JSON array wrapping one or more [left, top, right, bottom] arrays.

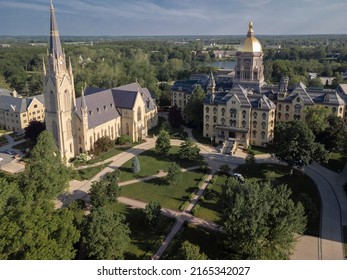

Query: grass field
[[76, 161, 111, 180], [118, 146, 201, 182], [110, 202, 175, 260], [120, 169, 205, 210], [87, 145, 134, 165], [195, 163, 320, 236], [194, 175, 226, 223], [163, 223, 222, 260], [321, 152, 347, 173]]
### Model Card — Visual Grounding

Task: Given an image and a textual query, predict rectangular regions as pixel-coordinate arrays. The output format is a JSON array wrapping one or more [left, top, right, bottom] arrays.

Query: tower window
[[97, 108, 100, 113]]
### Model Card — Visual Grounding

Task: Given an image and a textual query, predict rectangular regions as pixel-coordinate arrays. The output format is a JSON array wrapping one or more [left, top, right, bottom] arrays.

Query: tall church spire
[[50, 0, 63, 59]]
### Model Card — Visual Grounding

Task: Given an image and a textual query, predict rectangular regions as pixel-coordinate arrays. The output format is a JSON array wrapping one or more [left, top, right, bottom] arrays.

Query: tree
[[245, 150, 256, 166], [177, 241, 208, 260], [82, 207, 130, 260], [131, 156, 140, 174], [24, 120, 46, 143], [178, 138, 200, 161], [20, 131, 70, 200], [168, 105, 183, 129], [219, 164, 231, 176], [0, 74, 10, 89], [0, 179, 80, 260], [318, 115, 347, 151], [183, 85, 205, 127], [144, 201, 161, 229], [166, 162, 182, 186], [271, 121, 328, 173], [93, 136, 114, 155], [90, 170, 120, 208], [305, 106, 331, 136], [155, 129, 171, 156], [221, 178, 306, 260]]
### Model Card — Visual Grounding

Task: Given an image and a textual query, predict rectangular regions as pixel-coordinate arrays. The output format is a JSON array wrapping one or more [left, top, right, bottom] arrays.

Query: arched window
[[294, 104, 301, 114], [221, 118, 225, 125], [278, 104, 282, 110], [179, 100, 182, 105], [253, 121, 257, 128], [278, 112, 281, 119], [332, 107, 337, 113], [66, 120, 72, 138], [90, 136, 93, 149], [205, 115, 209, 122], [221, 108, 225, 116], [213, 116, 217, 123], [52, 120, 58, 142], [242, 121, 246, 128], [261, 131, 266, 140], [285, 113, 289, 120], [213, 107, 217, 114], [252, 130, 257, 138], [253, 112, 258, 119], [262, 113, 266, 120], [339, 107, 343, 114], [50, 90, 56, 111], [205, 124, 209, 130], [230, 109, 237, 118], [206, 107, 209, 113], [270, 120, 274, 127], [285, 105, 290, 112], [242, 110, 246, 119], [126, 123, 130, 135], [261, 122, 266, 129], [64, 90, 70, 110], [137, 106, 142, 121]]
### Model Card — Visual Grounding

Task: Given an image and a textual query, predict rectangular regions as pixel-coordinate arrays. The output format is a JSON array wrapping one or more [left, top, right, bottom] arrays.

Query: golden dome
[[240, 21, 262, 53]]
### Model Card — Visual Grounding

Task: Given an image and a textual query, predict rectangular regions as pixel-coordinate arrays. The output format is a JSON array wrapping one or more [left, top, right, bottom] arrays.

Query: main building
[[43, 2, 158, 161], [172, 22, 347, 154]]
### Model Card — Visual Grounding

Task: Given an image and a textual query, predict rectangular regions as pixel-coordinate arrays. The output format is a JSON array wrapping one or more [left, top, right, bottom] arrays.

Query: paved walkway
[[55, 127, 346, 260]]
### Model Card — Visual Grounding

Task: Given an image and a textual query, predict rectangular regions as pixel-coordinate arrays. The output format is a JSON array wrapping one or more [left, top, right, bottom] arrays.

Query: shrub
[[93, 136, 114, 155], [116, 135, 132, 145], [191, 205, 200, 216], [179, 201, 190, 211]]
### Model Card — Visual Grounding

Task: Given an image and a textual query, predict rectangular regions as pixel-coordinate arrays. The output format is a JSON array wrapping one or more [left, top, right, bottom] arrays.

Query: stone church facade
[[44, 2, 157, 161]]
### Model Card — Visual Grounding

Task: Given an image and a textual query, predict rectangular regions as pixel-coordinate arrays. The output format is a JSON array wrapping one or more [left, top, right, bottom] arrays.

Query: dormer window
[[89, 111, 92, 115], [104, 105, 107, 111], [97, 108, 100, 113], [110, 103, 113, 108]]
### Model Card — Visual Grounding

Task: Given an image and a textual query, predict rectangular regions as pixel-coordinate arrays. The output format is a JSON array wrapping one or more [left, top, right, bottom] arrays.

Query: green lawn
[[0, 135, 8, 146], [110, 203, 175, 260], [192, 127, 212, 145], [76, 161, 111, 180], [118, 146, 201, 182], [163, 223, 222, 260], [234, 163, 321, 236], [321, 152, 347, 173], [194, 175, 226, 223], [12, 140, 35, 150], [121, 169, 205, 210], [248, 145, 273, 155], [87, 145, 134, 165]]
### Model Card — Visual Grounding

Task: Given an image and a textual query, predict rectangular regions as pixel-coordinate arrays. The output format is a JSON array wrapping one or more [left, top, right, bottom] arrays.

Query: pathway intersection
[[47, 130, 346, 260]]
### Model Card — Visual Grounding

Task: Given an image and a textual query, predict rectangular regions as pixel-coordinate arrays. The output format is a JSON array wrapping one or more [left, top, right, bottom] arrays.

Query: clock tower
[[43, 1, 76, 161]]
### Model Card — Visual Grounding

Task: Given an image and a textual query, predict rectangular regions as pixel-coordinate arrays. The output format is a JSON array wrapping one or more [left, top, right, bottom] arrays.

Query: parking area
[[0, 151, 25, 174]]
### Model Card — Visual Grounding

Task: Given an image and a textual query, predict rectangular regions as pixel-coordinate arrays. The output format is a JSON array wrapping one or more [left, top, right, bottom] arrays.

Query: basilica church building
[[43, 2, 157, 161]]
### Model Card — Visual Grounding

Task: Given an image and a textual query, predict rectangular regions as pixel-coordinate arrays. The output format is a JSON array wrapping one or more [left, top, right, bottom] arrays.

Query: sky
[[0, 0, 346, 36]]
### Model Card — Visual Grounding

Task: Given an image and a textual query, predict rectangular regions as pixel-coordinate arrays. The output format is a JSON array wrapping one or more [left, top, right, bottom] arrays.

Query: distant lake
[[208, 60, 236, 69]]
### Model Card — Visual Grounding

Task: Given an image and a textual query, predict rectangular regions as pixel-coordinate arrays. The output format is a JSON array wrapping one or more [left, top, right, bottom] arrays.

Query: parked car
[[6, 150, 15, 155], [233, 173, 245, 184]]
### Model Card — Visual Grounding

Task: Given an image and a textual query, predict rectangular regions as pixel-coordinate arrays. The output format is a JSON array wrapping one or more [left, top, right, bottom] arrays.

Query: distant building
[[0, 90, 45, 132], [172, 21, 347, 154], [43, 2, 158, 161]]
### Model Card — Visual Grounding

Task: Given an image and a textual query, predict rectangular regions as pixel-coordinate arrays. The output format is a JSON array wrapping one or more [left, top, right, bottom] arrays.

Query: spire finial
[[248, 21, 254, 37]]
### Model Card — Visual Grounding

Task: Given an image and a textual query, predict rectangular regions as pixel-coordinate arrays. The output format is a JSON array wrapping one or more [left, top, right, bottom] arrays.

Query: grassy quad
[[120, 169, 205, 210], [195, 163, 321, 236], [118, 146, 201, 182], [109, 202, 175, 260], [163, 223, 222, 260]]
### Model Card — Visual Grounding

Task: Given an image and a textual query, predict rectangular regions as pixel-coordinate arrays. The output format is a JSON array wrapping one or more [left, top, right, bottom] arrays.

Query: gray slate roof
[[0, 94, 44, 113], [76, 82, 156, 129]]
